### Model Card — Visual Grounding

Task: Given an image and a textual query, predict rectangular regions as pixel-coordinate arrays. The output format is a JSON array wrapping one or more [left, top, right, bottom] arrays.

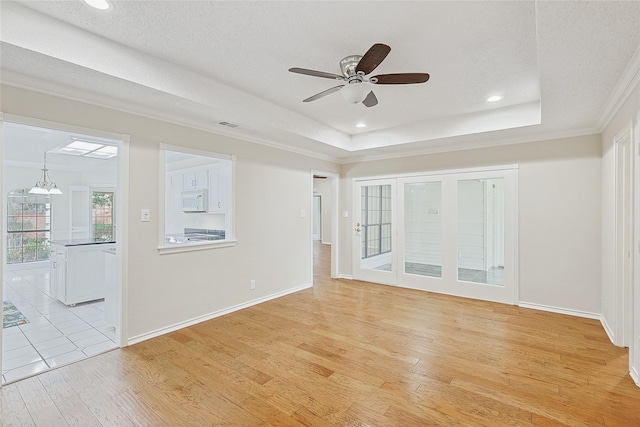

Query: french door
[[353, 167, 518, 304], [353, 179, 397, 285]]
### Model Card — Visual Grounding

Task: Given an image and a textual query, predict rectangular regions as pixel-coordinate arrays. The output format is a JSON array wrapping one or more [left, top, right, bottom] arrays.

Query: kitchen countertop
[[50, 238, 116, 247]]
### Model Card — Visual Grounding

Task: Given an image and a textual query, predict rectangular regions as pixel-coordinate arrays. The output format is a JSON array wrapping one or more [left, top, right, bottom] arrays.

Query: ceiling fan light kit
[[341, 82, 369, 104], [289, 43, 429, 108]]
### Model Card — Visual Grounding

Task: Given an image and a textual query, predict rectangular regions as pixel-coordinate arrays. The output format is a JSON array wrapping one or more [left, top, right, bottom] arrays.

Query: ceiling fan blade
[[371, 73, 430, 84], [356, 43, 391, 75], [362, 91, 378, 108], [289, 67, 345, 80], [303, 85, 344, 102]]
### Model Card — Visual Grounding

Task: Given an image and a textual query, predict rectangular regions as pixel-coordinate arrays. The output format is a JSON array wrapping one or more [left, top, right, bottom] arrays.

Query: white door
[[352, 179, 397, 285], [353, 168, 518, 305]]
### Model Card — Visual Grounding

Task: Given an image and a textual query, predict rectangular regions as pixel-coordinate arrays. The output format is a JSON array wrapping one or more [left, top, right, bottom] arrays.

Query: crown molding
[[339, 126, 600, 164], [597, 44, 640, 132], [0, 71, 343, 164], [0, 70, 607, 167]]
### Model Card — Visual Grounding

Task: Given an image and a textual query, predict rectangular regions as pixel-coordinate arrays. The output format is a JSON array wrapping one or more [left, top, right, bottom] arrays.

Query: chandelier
[[29, 151, 62, 195]]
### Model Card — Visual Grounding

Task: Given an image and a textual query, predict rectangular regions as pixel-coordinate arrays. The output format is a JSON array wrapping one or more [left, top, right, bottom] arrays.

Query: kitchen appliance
[[181, 189, 207, 212]]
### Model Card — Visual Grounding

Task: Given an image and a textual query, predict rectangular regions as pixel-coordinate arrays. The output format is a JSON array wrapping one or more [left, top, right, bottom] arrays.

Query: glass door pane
[[361, 184, 393, 271], [404, 182, 442, 277], [457, 178, 504, 285], [353, 179, 397, 285]]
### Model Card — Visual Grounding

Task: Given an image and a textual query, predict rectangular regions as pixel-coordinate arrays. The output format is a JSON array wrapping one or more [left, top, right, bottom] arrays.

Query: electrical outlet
[[250, 279, 256, 290]]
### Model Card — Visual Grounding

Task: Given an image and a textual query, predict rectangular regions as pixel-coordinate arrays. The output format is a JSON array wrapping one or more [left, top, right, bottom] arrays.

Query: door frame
[[630, 112, 640, 386], [312, 194, 321, 241], [614, 126, 633, 348], [310, 169, 339, 280], [0, 113, 130, 386]]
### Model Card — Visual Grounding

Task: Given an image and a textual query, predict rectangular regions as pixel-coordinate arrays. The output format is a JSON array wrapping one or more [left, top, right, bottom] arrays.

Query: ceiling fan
[[289, 43, 430, 107]]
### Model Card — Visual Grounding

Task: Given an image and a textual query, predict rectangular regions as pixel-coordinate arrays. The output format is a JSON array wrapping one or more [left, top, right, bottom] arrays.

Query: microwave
[[181, 189, 207, 212]]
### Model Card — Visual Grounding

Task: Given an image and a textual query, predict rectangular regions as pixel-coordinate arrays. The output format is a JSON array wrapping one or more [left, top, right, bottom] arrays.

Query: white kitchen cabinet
[[49, 246, 66, 299], [50, 241, 116, 306], [182, 169, 208, 190], [207, 164, 228, 214]]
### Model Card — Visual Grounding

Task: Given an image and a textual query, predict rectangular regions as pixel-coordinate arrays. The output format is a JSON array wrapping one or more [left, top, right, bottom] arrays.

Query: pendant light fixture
[[29, 151, 62, 195]]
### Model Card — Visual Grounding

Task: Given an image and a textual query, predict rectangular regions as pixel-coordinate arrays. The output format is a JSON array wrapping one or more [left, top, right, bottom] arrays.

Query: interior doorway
[[311, 171, 339, 281], [312, 195, 321, 241], [1, 116, 126, 384]]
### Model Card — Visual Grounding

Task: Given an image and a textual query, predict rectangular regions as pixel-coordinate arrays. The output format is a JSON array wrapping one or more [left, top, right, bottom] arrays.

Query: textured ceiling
[[1, 1, 640, 162]]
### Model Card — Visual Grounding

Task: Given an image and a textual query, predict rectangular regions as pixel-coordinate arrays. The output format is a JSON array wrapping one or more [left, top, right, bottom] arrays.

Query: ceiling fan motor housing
[[340, 55, 363, 78]]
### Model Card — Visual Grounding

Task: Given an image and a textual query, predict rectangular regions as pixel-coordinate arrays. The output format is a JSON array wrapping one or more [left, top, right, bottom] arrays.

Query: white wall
[[1, 84, 339, 342], [340, 135, 603, 315]]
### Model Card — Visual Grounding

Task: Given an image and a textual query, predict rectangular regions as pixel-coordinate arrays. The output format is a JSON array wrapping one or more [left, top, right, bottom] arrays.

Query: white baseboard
[[518, 302, 601, 319], [127, 283, 311, 346], [518, 302, 622, 346], [321, 241, 331, 245], [600, 315, 617, 345], [631, 366, 640, 387], [338, 274, 353, 280]]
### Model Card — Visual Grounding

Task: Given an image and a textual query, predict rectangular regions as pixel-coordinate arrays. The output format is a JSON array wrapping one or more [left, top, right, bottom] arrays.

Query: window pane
[[457, 178, 504, 285], [360, 184, 393, 271], [22, 232, 38, 262], [6, 191, 52, 264], [93, 192, 115, 241], [7, 234, 23, 264], [404, 182, 442, 278], [8, 215, 22, 231]]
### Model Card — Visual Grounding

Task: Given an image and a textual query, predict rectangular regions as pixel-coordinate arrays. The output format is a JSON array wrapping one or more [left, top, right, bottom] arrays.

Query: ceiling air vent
[[218, 121, 239, 128]]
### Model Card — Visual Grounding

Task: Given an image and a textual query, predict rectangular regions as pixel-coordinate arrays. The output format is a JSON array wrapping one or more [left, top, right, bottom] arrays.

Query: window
[[361, 184, 392, 259], [92, 191, 115, 241], [7, 189, 51, 264], [160, 144, 235, 253]]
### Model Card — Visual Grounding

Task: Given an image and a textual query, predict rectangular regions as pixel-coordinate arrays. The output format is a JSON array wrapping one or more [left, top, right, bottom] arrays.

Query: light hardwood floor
[[2, 242, 639, 426]]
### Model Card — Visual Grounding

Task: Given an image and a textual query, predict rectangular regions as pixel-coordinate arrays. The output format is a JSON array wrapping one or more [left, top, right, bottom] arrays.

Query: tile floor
[[2, 266, 117, 384]]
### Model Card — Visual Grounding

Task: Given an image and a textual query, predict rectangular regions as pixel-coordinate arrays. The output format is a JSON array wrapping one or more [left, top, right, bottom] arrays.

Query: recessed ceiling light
[[487, 95, 503, 103], [356, 123, 366, 128], [84, 0, 113, 11]]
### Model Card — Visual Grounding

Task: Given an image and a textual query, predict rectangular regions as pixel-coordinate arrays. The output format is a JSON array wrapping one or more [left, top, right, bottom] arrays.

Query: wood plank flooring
[[2, 241, 639, 426]]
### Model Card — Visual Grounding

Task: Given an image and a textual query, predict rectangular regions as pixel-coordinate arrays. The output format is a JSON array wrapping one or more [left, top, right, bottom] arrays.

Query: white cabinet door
[[208, 165, 228, 213], [50, 244, 66, 301], [50, 245, 65, 298], [182, 169, 208, 190]]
